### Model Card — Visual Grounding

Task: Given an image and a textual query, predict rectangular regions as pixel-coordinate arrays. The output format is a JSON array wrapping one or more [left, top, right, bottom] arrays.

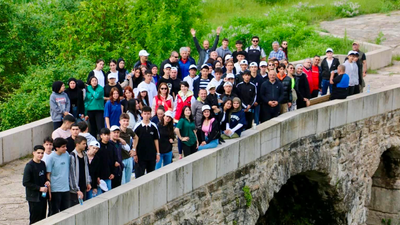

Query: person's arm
[[210, 27, 221, 51], [154, 139, 160, 162], [191, 101, 197, 119], [278, 84, 284, 104], [69, 154, 80, 193], [250, 84, 257, 107], [230, 123, 243, 134], [104, 101, 111, 128], [363, 58, 367, 77]]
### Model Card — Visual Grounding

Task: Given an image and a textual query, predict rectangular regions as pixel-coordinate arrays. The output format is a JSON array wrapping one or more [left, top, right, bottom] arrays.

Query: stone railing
[[34, 83, 400, 225], [0, 35, 393, 166]]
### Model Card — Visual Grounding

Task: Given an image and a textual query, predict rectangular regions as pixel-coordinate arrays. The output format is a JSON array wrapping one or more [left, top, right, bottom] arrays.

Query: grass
[[367, 69, 378, 74], [393, 55, 400, 61]]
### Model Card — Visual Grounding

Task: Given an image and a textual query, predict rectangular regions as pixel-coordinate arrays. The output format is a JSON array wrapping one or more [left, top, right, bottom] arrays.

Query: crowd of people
[[22, 27, 367, 224]]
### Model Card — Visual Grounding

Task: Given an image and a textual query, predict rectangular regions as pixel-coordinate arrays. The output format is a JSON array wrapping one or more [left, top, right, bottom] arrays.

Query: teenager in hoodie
[[50, 81, 70, 130], [221, 97, 247, 139]]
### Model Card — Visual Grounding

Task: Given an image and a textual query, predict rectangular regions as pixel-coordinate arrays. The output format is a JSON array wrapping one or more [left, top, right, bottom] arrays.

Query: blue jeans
[[254, 105, 260, 125], [121, 158, 133, 184], [155, 151, 173, 169], [321, 79, 332, 95], [198, 139, 219, 151], [86, 189, 98, 200]]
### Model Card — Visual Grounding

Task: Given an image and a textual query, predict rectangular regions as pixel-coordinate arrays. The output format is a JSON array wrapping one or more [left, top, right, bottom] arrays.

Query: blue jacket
[[178, 59, 193, 80]]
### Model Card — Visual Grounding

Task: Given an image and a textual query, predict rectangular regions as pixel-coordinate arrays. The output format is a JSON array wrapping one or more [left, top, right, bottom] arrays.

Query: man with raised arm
[[191, 27, 221, 70]]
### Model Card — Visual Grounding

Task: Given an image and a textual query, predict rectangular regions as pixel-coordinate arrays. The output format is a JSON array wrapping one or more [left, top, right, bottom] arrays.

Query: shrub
[[333, 0, 360, 17]]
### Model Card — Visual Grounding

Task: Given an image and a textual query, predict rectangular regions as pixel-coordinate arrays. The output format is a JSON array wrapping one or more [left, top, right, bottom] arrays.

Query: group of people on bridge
[[22, 27, 367, 224]]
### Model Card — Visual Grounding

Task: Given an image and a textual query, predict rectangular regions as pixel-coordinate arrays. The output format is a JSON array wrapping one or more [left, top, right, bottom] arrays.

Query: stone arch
[[256, 170, 347, 225], [367, 147, 400, 224]]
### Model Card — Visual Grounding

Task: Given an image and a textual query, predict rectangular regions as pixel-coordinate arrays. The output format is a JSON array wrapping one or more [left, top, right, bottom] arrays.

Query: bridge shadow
[[257, 170, 347, 225], [367, 147, 400, 225]]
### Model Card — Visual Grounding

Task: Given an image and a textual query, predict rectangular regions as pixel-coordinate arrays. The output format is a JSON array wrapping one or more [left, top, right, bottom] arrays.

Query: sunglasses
[[252, 40, 259, 42], [289, 67, 294, 69], [268, 64, 274, 66], [160, 88, 168, 90]]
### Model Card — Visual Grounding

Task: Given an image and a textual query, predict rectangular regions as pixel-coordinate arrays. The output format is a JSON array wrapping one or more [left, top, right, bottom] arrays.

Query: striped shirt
[[199, 78, 210, 90]]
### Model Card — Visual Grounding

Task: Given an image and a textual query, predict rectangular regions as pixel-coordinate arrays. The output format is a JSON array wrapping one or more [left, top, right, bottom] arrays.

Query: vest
[[246, 46, 262, 65], [154, 95, 172, 111], [174, 94, 193, 120]]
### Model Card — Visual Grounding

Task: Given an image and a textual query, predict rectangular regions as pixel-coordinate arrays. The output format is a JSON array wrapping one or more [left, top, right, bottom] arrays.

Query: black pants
[[244, 111, 254, 130], [28, 198, 47, 224], [87, 110, 104, 138], [112, 175, 122, 189], [183, 144, 197, 157], [348, 85, 360, 96], [260, 104, 280, 123], [311, 89, 319, 98], [70, 192, 86, 207], [50, 191, 70, 216], [135, 159, 156, 178]]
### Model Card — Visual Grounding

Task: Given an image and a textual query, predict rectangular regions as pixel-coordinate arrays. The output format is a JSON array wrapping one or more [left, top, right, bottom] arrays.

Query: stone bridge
[[31, 84, 400, 225]]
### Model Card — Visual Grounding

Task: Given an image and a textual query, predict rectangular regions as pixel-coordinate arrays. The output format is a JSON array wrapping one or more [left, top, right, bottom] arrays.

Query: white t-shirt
[[42, 151, 53, 165], [327, 59, 333, 69], [209, 78, 223, 89], [137, 81, 157, 107], [183, 76, 199, 92], [94, 70, 105, 87]]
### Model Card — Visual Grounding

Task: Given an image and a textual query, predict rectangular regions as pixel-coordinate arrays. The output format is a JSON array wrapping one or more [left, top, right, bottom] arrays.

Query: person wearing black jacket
[[320, 48, 340, 95], [276, 64, 292, 114], [156, 111, 175, 169], [294, 64, 311, 109], [236, 71, 257, 129], [160, 51, 180, 77], [216, 73, 238, 96], [260, 70, 284, 123], [97, 128, 115, 193], [23, 145, 50, 225], [198, 105, 220, 150], [86, 141, 101, 200], [65, 78, 85, 121], [191, 27, 221, 69]]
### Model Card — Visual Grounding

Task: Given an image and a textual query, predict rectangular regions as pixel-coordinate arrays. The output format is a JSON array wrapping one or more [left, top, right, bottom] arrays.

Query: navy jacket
[[260, 80, 284, 104]]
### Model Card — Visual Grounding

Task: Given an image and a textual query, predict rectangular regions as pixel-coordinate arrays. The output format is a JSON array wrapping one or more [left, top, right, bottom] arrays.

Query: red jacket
[[304, 66, 319, 93], [174, 91, 194, 121]]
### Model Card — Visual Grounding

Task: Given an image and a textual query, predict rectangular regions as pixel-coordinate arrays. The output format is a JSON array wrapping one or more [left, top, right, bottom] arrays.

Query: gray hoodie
[[50, 92, 70, 122]]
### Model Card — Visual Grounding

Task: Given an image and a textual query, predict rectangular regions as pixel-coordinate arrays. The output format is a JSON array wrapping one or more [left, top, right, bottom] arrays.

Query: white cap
[[164, 63, 172, 69], [240, 59, 248, 65], [110, 125, 120, 132], [139, 87, 148, 92], [164, 111, 174, 118], [99, 179, 109, 192], [326, 48, 333, 53], [259, 61, 268, 67], [201, 64, 209, 69], [224, 54, 233, 61], [171, 67, 178, 71], [189, 64, 197, 70], [348, 50, 359, 56], [108, 73, 117, 79], [139, 50, 150, 57], [224, 81, 233, 87], [226, 73, 235, 79], [249, 62, 258, 67], [89, 141, 100, 148], [202, 105, 211, 112], [207, 82, 216, 91]]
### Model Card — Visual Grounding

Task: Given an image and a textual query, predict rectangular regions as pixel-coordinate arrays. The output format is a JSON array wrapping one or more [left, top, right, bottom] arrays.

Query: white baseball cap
[[108, 73, 117, 79], [139, 87, 148, 92], [326, 48, 333, 53], [110, 125, 120, 132], [189, 64, 197, 70], [202, 105, 211, 112], [259, 61, 268, 67], [224, 54, 233, 61], [201, 64, 209, 70], [139, 50, 150, 57], [164, 63, 172, 69], [240, 59, 248, 65], [223, 81, 233, 87], [89, 141, 100, 148], [249, 62, 258, 67], [207, 82, 216, 91], [348, 50, 359, 56], [164, 111, 174, 118], [171, 67, 178, 71], [226, 73, 235, 79]]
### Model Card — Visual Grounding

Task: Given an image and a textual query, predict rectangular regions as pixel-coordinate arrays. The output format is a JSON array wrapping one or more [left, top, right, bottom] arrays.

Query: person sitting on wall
[[330, 65, 350, 100]]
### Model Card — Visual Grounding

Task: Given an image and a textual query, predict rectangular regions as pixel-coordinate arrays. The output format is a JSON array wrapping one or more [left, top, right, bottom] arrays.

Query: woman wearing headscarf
[[65, 78, 85, 122], [50, 81, 70, 130]]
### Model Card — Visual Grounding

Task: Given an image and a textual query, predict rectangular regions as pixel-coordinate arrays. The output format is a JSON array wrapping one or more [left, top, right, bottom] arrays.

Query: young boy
[[209, 68, 223, 89], [97, 128, 115, 192], [205, 83, 220, 114], [42, 137, 53, 165], [51, 114, 75, 139], [23, 145, 50, 224], [109, 125, 131, 188], [77, 121, 97, 145], [69, 136, 90, 206], [119, 113, 136, 184], [46, 138, 70, 215], [66, 123, 80, 153], [236, 70, 257, 129], [133, 106, 160, 178], [87, 141, 101, 199], [183, 65, 199, 92]]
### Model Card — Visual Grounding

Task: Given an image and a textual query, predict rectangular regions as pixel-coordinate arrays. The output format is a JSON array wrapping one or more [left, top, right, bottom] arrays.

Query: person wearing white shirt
[[183, 64, 199, 92], [137, 70, 157, 107]]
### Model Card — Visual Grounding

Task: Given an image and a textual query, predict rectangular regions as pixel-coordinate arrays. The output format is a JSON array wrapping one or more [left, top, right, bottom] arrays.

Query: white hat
[[226, 73, 235, 79], [202, 105, 211, 112], [171, 67, 178, 71], [189, 64, 197, 70], [89, 141, 100, 148], [224, 54, 233, 61], [108, 73, 117, 79], [99, 179, 109, 192], [249, 62, 258, 67], [139, 87, 148, 92], [207, 82, 216, 91], [224, 81, 233, 87], [165, 111, 174, 118], [139, 50, 150, 57], [110, 125, 120, 132], [259, 61, 268, 67], [348, 50, 359, 56], [164, 63, 172, 69], [201, 64, 209, 69], [240, 59, 248, 65], [326, 48, 333, 53]]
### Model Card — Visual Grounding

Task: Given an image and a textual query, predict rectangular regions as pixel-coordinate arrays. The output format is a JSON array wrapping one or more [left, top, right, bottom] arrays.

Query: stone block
[[137, 171, 167, 217], [1, 127, 32, 163], [192, 150, 217, 190], [369, 186, 400, 213], [279, 115, 300, 147], [31, 118, 53, 147], [166, 159, 193, 202], [34, 212, 75, 225], [346, 94, 365, 123], [377, 89, 394, 115], [392, 87, 400, 110], [67, 197, 109, 225], [106, 182, 140, 225], [362, 93, 378, 119], [0, 138, 3, 165], [298, 109, 317, 137], [238, 130, 260, 167], [330, 100, 348, 129], [315, 102, 332, 134], [216, 142, 239, 177], [259, 120, 281, 156]]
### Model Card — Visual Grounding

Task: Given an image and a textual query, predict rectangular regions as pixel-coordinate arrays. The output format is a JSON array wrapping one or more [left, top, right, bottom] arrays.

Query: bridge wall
[[33, 83, 400, 225]]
